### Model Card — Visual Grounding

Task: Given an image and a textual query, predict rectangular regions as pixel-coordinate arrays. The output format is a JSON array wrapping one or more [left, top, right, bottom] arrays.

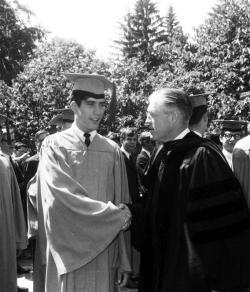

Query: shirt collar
[[174, 128, 190, 140], [193, 130, 202, 137], [142, 148, 151, 157], [120, 146, 130, 159], [71, 123, 97, 144]]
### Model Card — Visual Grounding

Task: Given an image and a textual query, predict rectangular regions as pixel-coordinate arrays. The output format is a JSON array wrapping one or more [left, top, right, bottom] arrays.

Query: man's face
[[73, 98, 106, 132], [15, 146, 28, 157], [122, 135, 138, 154], [145, 97, 176, 142], [220, 131, 243, 153], [143, 138, 155, 153]]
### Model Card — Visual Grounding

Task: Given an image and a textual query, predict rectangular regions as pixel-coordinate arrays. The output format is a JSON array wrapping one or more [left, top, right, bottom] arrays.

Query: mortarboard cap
[[64, 73, 114, 101], [213, 119, 248, 132], [189, 92, 214, 107], [49, 108, 74, 126]]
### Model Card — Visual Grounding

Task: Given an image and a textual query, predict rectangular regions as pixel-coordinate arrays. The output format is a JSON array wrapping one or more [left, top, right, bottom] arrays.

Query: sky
[[17, 0, 218, 60]]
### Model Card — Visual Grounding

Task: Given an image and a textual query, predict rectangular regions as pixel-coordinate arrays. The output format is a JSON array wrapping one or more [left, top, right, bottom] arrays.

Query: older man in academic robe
[[0, 115, 27, 292], [128, 88, 250, 292], [28, 74, 131, 292]]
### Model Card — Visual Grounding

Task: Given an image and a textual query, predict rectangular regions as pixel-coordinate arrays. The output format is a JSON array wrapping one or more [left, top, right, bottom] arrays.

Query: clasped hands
[[118, 203, 131, 231]]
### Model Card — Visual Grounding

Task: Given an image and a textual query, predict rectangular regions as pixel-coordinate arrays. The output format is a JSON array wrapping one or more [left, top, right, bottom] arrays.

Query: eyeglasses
[[223, 133, 242, 140]]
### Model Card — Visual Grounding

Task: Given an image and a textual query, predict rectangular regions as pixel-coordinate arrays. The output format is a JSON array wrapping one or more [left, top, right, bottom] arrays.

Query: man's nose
[[94, 104, 102, 116], [145, 116, 151, 126]]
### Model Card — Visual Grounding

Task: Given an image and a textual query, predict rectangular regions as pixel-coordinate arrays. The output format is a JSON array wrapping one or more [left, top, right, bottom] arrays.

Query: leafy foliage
[[0, 0, 44, 85]]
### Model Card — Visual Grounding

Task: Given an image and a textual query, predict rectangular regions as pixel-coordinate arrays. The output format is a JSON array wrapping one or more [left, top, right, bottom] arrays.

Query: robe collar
[[192, 130, 202, 137], [142, 148, 151, 157], [174, 128, 190, 140], [71, 123, 97, 145]]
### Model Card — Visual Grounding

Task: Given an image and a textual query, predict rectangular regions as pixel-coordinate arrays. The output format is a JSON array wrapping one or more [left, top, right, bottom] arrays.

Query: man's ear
[[70, 101, 78, 114], [171, 109, 178, 124]]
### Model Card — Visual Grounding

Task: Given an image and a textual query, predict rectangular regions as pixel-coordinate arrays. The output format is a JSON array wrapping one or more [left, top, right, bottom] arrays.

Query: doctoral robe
[[0, 152, 27, 292], [129, 132, 250, 292], [32, 126, 131, 292]]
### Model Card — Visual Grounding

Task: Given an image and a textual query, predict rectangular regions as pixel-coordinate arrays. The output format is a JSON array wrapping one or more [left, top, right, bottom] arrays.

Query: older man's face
[[145, 97, 176, 142]]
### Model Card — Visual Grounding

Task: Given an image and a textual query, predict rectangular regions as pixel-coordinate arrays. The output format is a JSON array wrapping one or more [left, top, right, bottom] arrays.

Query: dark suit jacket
[[122, 152, 139, 204], [136, 150, 150, 191]]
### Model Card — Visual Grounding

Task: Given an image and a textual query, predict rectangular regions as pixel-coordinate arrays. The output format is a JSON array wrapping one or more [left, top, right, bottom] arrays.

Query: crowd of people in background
[[0, 74, 250, 292]]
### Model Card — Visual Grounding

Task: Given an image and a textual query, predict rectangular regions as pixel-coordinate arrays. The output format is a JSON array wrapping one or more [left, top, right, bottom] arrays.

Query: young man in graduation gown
[[128, 88, 250, 292], [29, 73, 132, 292], [0, 115, 27, 292]]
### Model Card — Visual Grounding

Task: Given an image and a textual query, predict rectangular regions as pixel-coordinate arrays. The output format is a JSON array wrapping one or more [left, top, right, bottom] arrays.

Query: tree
[[0, 0, 44, 85], [116, 0, 165, 70], [193, 0, 250, 119]]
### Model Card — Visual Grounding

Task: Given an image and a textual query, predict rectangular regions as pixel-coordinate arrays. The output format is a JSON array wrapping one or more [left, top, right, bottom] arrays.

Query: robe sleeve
[[38, 138, 130, 275], [10, 164, 27, 250]]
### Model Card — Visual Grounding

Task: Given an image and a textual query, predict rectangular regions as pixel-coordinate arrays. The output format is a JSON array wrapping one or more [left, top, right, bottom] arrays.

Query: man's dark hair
[[189, 105, 207, 126], [120, 127, 137, 141]]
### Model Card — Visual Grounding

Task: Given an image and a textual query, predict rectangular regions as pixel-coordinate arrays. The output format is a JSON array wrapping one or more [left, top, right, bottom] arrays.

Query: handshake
[[118, 203, 131, 231]]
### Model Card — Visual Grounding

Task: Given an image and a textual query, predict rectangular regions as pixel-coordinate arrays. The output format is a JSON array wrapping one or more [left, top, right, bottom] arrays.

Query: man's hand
[[117, 271, 130, 288], [118, 203, 131, 231]]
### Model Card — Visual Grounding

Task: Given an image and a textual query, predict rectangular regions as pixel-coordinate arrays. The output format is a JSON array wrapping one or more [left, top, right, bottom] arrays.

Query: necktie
[[84, 133, 91, 147], [129, 154, 134, 165]]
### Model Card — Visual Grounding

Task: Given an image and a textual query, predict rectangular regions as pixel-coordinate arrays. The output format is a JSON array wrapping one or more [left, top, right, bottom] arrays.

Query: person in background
[[136, 131, 155, 194], [188, 93, 211, 137], [215, 120, 248, 168], [120, 127, 140, 288], [106, 131, 121, 146], [233, 134, 250, 207], [0, 114, 27, 292], [28, 73, 132, 292], [120, 127, 140, 203], [128, 88, 250, 292], [12, 142, 30, 164], [49, 108, 74, 132], [23, 129, 49, 184]]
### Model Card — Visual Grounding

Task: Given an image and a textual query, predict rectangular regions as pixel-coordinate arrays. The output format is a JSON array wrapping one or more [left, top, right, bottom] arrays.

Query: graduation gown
[[31, 126, 131, 292], [130, 132, 250, 292], [0, 152, 27, 292], [233, 135, 250, 207]]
